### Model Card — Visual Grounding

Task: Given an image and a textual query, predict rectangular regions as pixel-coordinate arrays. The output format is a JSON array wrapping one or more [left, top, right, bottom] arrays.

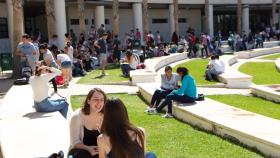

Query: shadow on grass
[[137, 92, 267, 158]]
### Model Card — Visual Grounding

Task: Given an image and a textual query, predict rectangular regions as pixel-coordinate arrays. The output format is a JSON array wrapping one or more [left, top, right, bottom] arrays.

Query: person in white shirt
[[29, 65, 68, 118], [120, 50, 138, 77], [57, 48, 72, 88], [205, 55, 225, 81]]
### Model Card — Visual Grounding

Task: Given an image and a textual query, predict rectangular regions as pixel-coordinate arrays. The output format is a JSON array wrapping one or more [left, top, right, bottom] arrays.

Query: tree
[[112, 0, 119, 36], [78, 0, 85, 34], [11, 0, 24, 79], [143, 0, 149, 36], [237, 0, 242, 34], [45, 0, 55, 40], [272, 0, 277, 27], [204, 0, 209, 33], [173, 0, 179, 35]]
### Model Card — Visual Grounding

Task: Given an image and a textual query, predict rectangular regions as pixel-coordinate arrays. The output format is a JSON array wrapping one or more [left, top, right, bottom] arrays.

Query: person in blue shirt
[[148, 67, 197, 118]]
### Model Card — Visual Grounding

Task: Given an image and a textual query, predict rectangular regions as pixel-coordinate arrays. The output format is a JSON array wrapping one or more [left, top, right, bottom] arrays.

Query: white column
[[133, 3, 143, 43], [208, 4, 214, 37], [169, 4, 175, 37], [95, 5, 105, 30], [54, 0, 67, 50], [6, 0, 13, 52], [242, 4, 250, 35]]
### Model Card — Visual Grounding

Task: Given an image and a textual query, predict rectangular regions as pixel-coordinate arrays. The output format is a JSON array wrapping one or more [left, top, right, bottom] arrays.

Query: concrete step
[[138, 83, 280, 158]]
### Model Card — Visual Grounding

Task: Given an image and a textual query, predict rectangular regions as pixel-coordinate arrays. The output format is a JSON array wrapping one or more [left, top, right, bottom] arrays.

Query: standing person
[[146, 66, 179, 111], [242, 32, 248, 50], [65, 33, 72, 47], [39, 43, 59, 93], [98, 98, 157, 158], [97, 24, 105, 38], [70, 29, 77, 48], [88, 25, 97, 40], [69, 88, 107, 158], [148, 67, 197, 118], [136, 28, 141, 41], [16, 34, 37, 73], [95, 33, 109, 75], [57, 48, 72, 88], [31, 35, 40, 62], [113, 35, 121, 63], [171, 32, 178, 45], [217, 31, 222, 48], [48, 34, 59, 48], [200, 33, 209, 57], [30, 65, 68, 118]]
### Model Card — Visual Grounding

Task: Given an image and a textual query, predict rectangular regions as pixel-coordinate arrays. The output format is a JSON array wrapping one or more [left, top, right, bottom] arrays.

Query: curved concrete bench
[[275, 58, 280, 71], [0, 85, 70, 158], [221, 41, 280, 53], [218, 71, 252, 89], [130, 53, 188, 85], [251, 85, 280, 103], [236, 46, 280, 59], [138, 82, 280, 158]]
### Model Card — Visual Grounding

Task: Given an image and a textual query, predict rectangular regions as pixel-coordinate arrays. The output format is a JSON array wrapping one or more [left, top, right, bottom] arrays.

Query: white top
[[209, 59, 225, 73], [29, 67, 61, 102], [43, 49, 56, 63], [161, 73, 179, 90], [57, 54, 71, 63], [67, 46, 74, 62]]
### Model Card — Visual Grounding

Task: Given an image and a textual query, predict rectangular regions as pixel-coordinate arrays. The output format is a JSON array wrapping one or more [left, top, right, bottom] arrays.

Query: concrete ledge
[[275, 58, 280, 71], [138, 83, 280, 158], [0, 85, 70, 158], [251, 85, 280, 103], [236, 46, 280, 59], [131, 53, 187, 85], [218, 71, 252, 89]]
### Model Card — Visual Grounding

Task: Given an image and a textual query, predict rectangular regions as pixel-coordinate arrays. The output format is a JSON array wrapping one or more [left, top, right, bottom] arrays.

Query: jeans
[[205, 68, 222, 81], [146, 152, 157, 158], [34, 97, 69, 118], [121, 64, 135, 77], [156, 93, 196, 114], [150, 89, 172, 108]]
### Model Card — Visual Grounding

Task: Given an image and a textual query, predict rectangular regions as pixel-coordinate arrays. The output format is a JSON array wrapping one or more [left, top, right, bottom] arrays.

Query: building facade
[[0, 0, 280, 52]]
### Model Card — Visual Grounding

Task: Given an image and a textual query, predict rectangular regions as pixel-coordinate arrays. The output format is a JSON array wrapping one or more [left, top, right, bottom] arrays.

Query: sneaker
[[144, 107, 155, 113], [147, 109, 159, 115], [162, 113, 173, 118]]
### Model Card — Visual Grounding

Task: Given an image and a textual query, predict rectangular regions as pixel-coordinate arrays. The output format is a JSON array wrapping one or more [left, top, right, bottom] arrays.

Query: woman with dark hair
[[29, 65, 68, 118], [146, 66, 179, 112], [148, 67, 197, 118], [68, 88, 107, 158], [171, 32, 179, 45], [97, 98, 157, 158], [120, 50, 138, 77]]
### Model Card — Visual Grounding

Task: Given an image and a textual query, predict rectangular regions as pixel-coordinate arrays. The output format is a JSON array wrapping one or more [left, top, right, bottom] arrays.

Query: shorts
[[99, 53, 108, 62], [61, 61, 72, 69]]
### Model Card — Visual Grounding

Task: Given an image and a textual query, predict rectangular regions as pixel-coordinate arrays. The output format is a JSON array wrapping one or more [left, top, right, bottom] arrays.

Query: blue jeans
[[156, 93, 196, 114], [146, 152, 157, 158], [205, 68, 222, 81], [34, 97, 69, 118]]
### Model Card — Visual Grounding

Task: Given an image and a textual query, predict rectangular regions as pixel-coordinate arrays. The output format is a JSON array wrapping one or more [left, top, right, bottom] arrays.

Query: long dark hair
[[101, 98, 145, 158], [176, 67, 189, 81], [82, 88, 107, 115]]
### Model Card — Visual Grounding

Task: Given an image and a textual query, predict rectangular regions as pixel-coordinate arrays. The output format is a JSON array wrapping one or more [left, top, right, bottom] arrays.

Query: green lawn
[[71, 94, 262, 158], [77, 64, 129, 84], [260, 53, 280, 60], [239, 62, 280, 84], [208, 94, 280, 120], [174, 59, 218, 85]]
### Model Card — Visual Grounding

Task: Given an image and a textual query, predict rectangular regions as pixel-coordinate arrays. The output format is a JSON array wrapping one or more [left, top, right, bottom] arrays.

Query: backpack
[[196, 94, 205, 101]]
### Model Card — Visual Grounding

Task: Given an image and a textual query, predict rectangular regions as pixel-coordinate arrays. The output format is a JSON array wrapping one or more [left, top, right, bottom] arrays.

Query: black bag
[[196, 94, 205, 101], [13, 77, 29, 85]]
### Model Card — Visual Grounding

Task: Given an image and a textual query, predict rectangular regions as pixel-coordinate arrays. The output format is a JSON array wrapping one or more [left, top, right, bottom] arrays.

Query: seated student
[[148, 67, 197, 118], [205, 55, 225, 81], [98, 98, 157, 158], [68, 88, 107, 158], [56, 47, 72, 88], [120, 50, 138, 77], [146, 66, 179, 112], [29, 65, 68, 118]]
